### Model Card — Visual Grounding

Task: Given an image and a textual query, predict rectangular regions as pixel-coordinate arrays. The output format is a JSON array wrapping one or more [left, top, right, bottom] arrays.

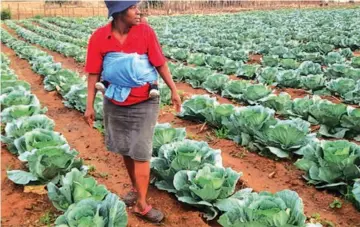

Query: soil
[[2, 24, 360, 227]]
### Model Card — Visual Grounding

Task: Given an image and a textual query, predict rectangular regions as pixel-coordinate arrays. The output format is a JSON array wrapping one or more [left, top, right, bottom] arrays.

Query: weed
[[39, 211, 54, 226], [99, 172, 109, 178], [87, 165, 96, 173], [329, 198, 342, 209], [5, 164, 14, 171], [214, 127, 229, 139]]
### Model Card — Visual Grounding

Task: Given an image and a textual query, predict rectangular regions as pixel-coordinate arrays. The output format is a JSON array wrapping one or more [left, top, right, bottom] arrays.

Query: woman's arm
[[156, 63, 176, 92], [84, 73, 100, 126], [156, 63, 182, 112]]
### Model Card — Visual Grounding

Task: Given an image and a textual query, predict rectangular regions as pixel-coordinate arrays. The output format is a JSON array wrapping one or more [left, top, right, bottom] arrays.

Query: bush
[[1, 8, 11, 20], [33, 15, 43, 19]]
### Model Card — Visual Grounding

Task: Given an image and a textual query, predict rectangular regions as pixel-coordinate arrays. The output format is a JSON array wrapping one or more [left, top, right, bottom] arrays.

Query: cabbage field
[[1, 7, 360, 227]]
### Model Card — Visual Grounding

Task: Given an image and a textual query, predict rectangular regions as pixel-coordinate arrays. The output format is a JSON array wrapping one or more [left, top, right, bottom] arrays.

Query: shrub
[[1, 8, 11, 20]]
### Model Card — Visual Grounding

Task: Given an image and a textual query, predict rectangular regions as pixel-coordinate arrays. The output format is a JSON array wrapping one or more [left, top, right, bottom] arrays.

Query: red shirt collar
[[105, 22, 112, 39]]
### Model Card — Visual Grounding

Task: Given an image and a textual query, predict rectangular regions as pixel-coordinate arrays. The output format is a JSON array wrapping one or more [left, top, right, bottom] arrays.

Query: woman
[[84, 0, 181, 223]]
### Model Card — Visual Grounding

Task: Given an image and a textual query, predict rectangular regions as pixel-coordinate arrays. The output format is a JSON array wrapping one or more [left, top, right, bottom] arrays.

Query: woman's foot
[[133, 203, 164, 223], [123, 189, 138, 206]]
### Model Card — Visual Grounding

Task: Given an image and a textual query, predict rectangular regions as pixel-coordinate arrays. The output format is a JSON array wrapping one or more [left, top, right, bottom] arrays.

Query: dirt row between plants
[[2, 24, 360, 227]]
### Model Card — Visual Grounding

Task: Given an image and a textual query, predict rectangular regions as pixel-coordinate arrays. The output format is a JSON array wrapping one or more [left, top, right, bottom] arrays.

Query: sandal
[[134, 205, 164, 223], [122, 189, 138, 206]]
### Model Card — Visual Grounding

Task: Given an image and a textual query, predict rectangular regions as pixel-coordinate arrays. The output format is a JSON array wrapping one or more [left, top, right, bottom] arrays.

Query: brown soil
[[1, 147, 59, 226], [2, 25, 360, 227], [1, 44, 208, 227]]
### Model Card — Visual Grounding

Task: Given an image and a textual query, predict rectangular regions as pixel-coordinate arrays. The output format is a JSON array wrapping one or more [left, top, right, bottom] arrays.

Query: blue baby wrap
[[101, 52, 158, 102]]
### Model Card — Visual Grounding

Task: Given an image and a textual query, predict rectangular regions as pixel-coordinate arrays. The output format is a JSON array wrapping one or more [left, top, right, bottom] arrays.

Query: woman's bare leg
[[123, 156, 136, 188], [133, 160, 151, 211]]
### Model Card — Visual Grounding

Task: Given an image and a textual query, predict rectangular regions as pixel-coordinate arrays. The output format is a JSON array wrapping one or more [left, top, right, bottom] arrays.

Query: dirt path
[[1, 44, 208, 227], [1, 147, 59, 226], [2, 25, 360, 226]]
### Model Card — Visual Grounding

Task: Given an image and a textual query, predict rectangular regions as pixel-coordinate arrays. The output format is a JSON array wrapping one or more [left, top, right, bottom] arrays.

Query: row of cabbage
[[164, 46, 360, 105], [150, 9, 360, 60], [4, 20, 86, 62], [11, 18, 360, 143], [178, 94, 360, 210], [0, 53, 128, 227], [167, 62, 360, 141], [20, 20, 87, 47], [0, 34, 313, 227], [22, 17, 360, 109], [55, 15, 360, 106]]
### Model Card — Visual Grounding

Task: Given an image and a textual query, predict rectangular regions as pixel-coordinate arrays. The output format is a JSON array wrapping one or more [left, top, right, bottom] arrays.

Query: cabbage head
[[215, 188, 306, 227]]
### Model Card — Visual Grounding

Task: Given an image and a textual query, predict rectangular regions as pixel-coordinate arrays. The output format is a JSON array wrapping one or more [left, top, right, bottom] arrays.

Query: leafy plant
[[295, 140, 360, 192], [202, 74, 229, 94], [151, 139, 222, 193], [153, 123, 186, 156], [173, 164, 241, 219], [55, 193, 128, 227], [236, 64, 261, 79], [13, 128, 67, 156], [47, 168, 108, 211], [7, 144, 83, 185], [329, 199, 342, 209], [215, 188, 306, 227]]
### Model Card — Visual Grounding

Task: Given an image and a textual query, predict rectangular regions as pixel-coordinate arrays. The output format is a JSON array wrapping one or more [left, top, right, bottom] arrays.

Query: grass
[[87, 164, 96, 173], [39, 211, 55, 226], [309, 213, 336, 227], [99, 172, 109, 178], [329, 198, 342, 209], [214, 127, 229, 139]]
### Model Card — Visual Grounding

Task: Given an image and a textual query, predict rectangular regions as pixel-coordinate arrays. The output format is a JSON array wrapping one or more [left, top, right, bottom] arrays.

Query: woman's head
[[105, 0, 141, 26], [112, 4, 141, 26]]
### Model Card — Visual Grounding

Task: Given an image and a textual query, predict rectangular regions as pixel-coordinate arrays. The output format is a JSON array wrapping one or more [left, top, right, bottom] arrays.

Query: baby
[[95, 15, 160, 98]]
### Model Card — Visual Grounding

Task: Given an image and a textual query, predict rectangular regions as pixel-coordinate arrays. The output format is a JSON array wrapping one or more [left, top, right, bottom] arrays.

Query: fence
[[1, 1, 359, 19]]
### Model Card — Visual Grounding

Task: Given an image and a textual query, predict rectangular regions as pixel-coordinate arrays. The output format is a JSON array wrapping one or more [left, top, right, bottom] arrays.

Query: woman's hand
[[84, 107, 95, 126], [171, 91, 182, 113]]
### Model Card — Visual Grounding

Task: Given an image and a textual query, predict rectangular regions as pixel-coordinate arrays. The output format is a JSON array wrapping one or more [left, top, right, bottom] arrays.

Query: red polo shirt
[[84, 22, 166, 106]]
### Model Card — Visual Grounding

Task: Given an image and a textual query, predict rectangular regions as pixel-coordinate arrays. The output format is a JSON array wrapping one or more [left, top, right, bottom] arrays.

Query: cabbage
[[236, 64, 261, 79], [173, 165, 241, 219], [55, 193, 127, 227], [1, 104, 47, 123], [300, 74, 326, 91], [259, 92, 292, 115], [221, 80, 250, 100], [153, 123, 186, 156], [151, 139, 222, 193], [205, 55, 227, 70], [351, 56, 360, 68], [187, 53, 206, 66], [276, 69, 301, 88], [47, 168, 108, 211], [185, 67, 212, 88], [14, 128, 67, 156], [298, 61, 322, 76], [7, 144, 83, 185], [178, 95, 217, 122], [295, 140, 360, 192], [202, 74, 229, 94], [215, 189, 306, 227], [257, 67, 278, 85]]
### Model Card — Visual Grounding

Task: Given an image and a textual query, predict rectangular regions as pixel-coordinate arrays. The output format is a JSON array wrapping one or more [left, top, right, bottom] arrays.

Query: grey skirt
[[103, 97, 160, 161]]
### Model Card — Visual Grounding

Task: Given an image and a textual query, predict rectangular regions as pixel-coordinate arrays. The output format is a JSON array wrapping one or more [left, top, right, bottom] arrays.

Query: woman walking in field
[[84, 0, 181, 223]]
